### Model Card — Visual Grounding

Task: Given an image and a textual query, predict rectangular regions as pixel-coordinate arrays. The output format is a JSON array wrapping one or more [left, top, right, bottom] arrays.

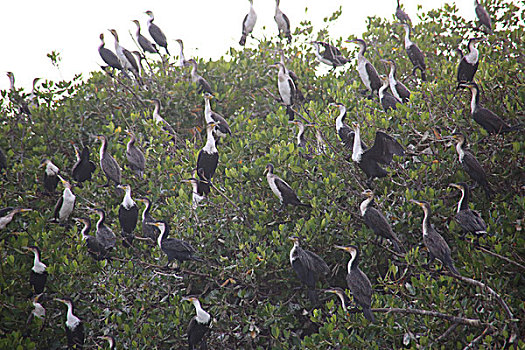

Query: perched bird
[[274, 0, 292, 42], [310, 41, 349, 70], [360, 190, 404, 253], [131, 51, 146, 76], [108, 29, 141, 84], [378, 76, 402, 112], [288, 236, 330, 303], [117, 184, 139, 247], [71, 144, 96, 185], [6, 72, 33, 116], [474, 0, 493, 34], [92, 208, 117, 252], [0, 207, 32, 230], [186, 59, 213, 95], [269, 62, 296, 120], [175, 39, 186, 67], [53, 175, 76, 224], [398, 23, 427, 81], [23, 246, 48, 295], [147, 221, 203, 268], [203, 93, 231, 136], [136, 198, 160, 243], [39, 159, 60, 194], [132, 20, 158, 55], [196, 123, 219, 195], [346, 39, 382, 96], [457, 38, 486, 84], [148, 99, 178, 140], [55, 297, 84, 349], [449, 183, 488, 237], [290, 120, 307, 148], [329, 102, 357, 148], [395, 0, 411, 24], [452, 133, 493, 198], [73, 217, 107, 261], [240, 0, 257, 46], [264, 163, 311, 211], [182, 296, 211, 350], [380, 59, 410, 102], [126, 132, 146, 177], [95, 135, 121, 186], [334, 245, 375, 322], [181, 176, 206, 209], [27, 293, 46, 326], [280, 53, 305, 103], [410, 199, 460, 275], [324, 287, 351, 311], [98, 33, 123, 71], [351, 122, 405, 184], [145, 10, 170, 55]]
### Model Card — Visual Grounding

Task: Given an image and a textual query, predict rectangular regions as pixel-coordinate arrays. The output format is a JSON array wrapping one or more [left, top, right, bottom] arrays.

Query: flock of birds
[[1, 0, 521, 349]]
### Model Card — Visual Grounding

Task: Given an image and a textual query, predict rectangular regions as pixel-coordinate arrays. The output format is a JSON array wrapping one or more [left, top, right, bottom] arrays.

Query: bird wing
[[149, 24, 167, 47], [53, 197, 64, 220], [123, 49, 139, 72], [138, 35, 158, 54], [198, 77, 213, 94], [475, 107, 510, 132], [126, 148, 146, 170], [99, 48, 123, 70], [211, 112, 231, 135], [407, 45, 426, 69], [102, 155, 121, 183], [365, 131, 404, 164], [304, 250, 330, 276], [364, 208, 394, 238], [456, 210, 487, 233], [365, 63, 381, 91], [287, 78, 296, 105], [461, 151, 487, 184], [274, 177, 298, 200], [424, 229, 452, 261], [347, 269, 372, 307]]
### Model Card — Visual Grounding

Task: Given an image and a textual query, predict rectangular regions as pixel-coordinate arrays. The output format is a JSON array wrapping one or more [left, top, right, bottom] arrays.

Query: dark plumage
[[239, 0, 257, 46], [274, 0, 291, 42], [346, 39, 381, 95], [96, 135, 121, 186], [475, 0, 493, 34], [126, 132, 146, 177], [311, 41, 349, 70], [136, 198, 160, 243], [457, 38, 485, 84], [132, 20, 159, 54], [197, 123, 219, 195], [186, 59, 213, 95], [23, 246, 48, 295], [449, 183, 488, 237], [330, 103, 365, 150], [108, 29, 141, 84], [93, 209, 116, 251], [378, 76, 402, 112], [74, 217, 107, 260], [182, 297, 211, 350], [39, 159, 59, 194], [0, 147, 7, 173], [145, 10, 169, 55], [399, 23, 427, 81], [265, 163, 311, 210], [395, 0, 411, 24], [203, 93, 231, 136], [118, 184, 138, 247], [380, 59, 410, 102], [98, 33, 123, 71], [71, 145, 96, 184], [55, 297, 84, 349]]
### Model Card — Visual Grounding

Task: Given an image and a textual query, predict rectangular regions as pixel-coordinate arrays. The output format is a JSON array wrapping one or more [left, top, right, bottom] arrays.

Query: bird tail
[[391, 239, 404, 253], [363, 307, 375, 323], [483, 183, 494, 200], [299, 202, 312, 209], [420, 69, 427, 82], [448, 262, 460, 276], [239, 35, 247, 46], [286, 106, 294, 121], [502, 124, 522, 133], [121, 231, 134, 248], [191, 255, 205, 262]]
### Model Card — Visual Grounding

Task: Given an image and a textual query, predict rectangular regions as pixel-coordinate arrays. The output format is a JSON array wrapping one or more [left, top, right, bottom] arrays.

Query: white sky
[[0, 0, 474, 91]]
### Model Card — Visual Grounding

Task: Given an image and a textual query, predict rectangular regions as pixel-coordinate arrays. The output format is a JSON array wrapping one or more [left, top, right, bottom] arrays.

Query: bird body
[[204, 94, 231, 136], [347, 39, 381, 94], [40, 159, 59, 193], [457, 38, 485, 83], [24, 246, 48, 294], [126, 133, 146, 177], [381, 59, 410, 102], [176, 39, 186, 67], [270, 62, 296, 120], [197, 123, 219, 195], [98, 33, 123, 71], [71, 145, 96, 184], [379, 76, 401, 111], [56, 298, 84, 349], [449, 183, 487, 236], [136, 198, 160, 242], [96, 135, 121, 186], [395, 0, 411, 24], [240, 0, 257, 46], [182, 177, 206, 209], [475, 0, 493, 33], [265, 163, 311, 210], [53, 176, 76, 223], [311, 41, 349, 70], [94, 209, 116, 251], [149, 99, 178, 140], [149, 221, 202, 266], [132, 20, 158, 54], [183, 297, 211, 350], [118, 185, 138, 247], [187, 59, 213, 95], [74, 217, 107, 260], [145, 11, 169, 55], [108, 29, 140, 82], [400, 24, 427, 81], [274, 0, 291, 42], [0, 208, 31, 230]]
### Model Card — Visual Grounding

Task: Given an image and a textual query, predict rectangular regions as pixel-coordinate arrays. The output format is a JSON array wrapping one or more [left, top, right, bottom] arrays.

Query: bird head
[[409, 199, 431, 212], [334, 245, 357, 255], [57, 175, 71, 189], [22, 245, 40, 255], [288, 236, 300, 244], [448, 183, 467, 192], [38, 159, 51, 168], [108, 29, 119, 40], [362, 189, 374, 198], [132, 19, 140, 27], [351, 122, 360, 131], [203, 92, 214, 101], [324, 287, 345, 297], [264, 163, 274, 175], [145, 10, 154, 18], [451, 132, 466, 144], [54, 297, 74, 307]]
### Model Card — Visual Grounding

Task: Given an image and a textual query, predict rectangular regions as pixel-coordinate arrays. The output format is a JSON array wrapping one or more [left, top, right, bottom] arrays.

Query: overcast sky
[[1, 0, 475, 91]]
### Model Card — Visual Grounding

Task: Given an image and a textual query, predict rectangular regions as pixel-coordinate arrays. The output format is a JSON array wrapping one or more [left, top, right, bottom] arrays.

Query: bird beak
[[19, 208, 33, 213], [409, 199, 422, 206], [146, 222, 159, 227], [448, 183, 460, 190], [181, 296, 195, 302], [334, 245, 349, 251]]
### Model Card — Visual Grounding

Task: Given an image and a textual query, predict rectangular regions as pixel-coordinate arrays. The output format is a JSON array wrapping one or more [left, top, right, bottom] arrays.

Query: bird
[[395, 0, 412, 24], [324, 287, 351, 311], [131, 20, 159, 55], [329, 102, 358, 148], [147, 221, 203, 269], [27, 293, 46, 326], [55, 297, 84, 349], [449, 183, 488, 237], [380, 58, 410, 102], [288, 236, 330, 303], [6, 72, 32, 116], [289, 120, 307, 148], [410, 199, 460, 275], [39, 159, 60, 194], [71, 144, 96, 185], [334, 245, 375, 322], [186, 59, 213, 95], [92, 208, 117, 252], [398, 23, 427, 81], [145, 10, 170, 55], [0, 207, 32, 230], [53, 175, 76, 224], [135, 198, 160, 243], [268, 62, 296, 120], [457, 38, 486, 85], [351, 122, 405, 184], [117, 184, 139, 247], [203, 93, 231, 136], [131, 51, 146, 76], [181, 176, 207, 209], [264, 163, 311, 211], [147, 99, 178, 140], [240, 0, 257, 46], [346, 39, 382, 96], [23, 246, 48, 294], [274, 0, 292, 42], [196, 122, 219, 195], [451, 133, 493, 198], [280, 53, 305, 103], [98, 336, 116, 350], [98, 33, 123, 72], [182, 296, 211, 350], [459, 82, 520, 134], [95, 135, 121, 187], [125, 132, 146, 177], [73, 217, 107, 261], [474, 0, 493, 34], [378, 76, 402, 112], [360, 190, 404, 253], [310, 41, 350, 70], [175, 39, 186, 67], [108, 29, 141, 84]]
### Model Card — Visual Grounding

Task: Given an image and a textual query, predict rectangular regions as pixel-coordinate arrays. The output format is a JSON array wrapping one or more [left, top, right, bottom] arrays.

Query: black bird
[[71, 144, 96, 184], [410, 200, 460, 275], [452, 133, 493, 198], [360, 190, 404, 253], [182, 296, 211, 350], [181, 176, 207, 209], [73, 217, 107, 261], [132, 20, 159, 55], [329, 102, 361, 149], [334, 245, 375, 322], [395, 0, 411, 24], [310, 41, 349, 70], [274, 0, 291, 42], [288, 236, 330, 303], [196, 123, 219, 195], [449, 183, 488, 237], [324, 287, 351, 311], [265, 163, 311, 211], [98, 33, 123, 71], [457, 38, 486, 84], [378, 76, 402, 112], [55, 297, 84, 349], [290, 120, 308, 148], [136, 198, 160, 243], [93, 209, 116, 252], [380, 59, 410, 102], [145, 10, 170, 55], [398, 23, 427, 81], [23, 246, 48, 294], [126, 132, 146, 177], [460, 82, 520, 134], [186, 59, 213, 95], [95, 135, 121, 186], [203, 93, 231, 136], [351, 122, 405, 184], [0, 207, 32, 230], [269, 62, 296, 120], [239, 0, 257, 46], [53, 176, 76, 224], [148, 221, 203, 268], [346, 39, 381, 96], [39, 159, 60, 194], [475, 0, 493, 34], [117, 184, 139, 247]]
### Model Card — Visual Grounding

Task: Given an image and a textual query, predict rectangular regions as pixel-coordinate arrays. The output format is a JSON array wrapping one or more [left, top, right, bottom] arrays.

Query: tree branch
[[371, 307, 489, 327]]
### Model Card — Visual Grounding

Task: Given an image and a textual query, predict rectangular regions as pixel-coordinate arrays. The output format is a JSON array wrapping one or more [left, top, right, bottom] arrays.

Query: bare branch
[[372, 307, 489, 327]]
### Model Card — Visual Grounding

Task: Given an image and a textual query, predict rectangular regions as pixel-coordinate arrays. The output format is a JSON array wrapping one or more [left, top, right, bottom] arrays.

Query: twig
[[476, 245, 525, 270], [463, 326, 493, 350], [372, 307, 489, 327], [435, 323, 460, 342]]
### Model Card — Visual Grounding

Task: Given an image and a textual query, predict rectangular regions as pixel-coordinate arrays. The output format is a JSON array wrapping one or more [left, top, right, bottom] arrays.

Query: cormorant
[[71, 144, 96, 184], [452, 133, 493, 198], [6, 72, 32, 116], [395, 0, 411, 24], [131, 51, 146, 76], [175, 39, 186, 67], [280, 53, 305, 102], [203, 93, 231, 136], [27, 293, 46, 325], [449, 183, 487, 237], [196, 122, 219, 195], [73, 217, 107, 261], [288, 236, 330, 303], [98, 336, 115, 350], [145, 11, 170, 55], [329, 102, 358, 148], [39, 159, 60, 194], [264, 163, 311, 210], [108, 29, 141, 83], [23, 246, 48, 294], [148, 221, 203, 268], [53, 175, 76, 223], [360, 190, 404, 253], [380, 59, 410, 102], [410, 200, 460, 275], [132, 20, 159, 55], [274, 0, 291, 42], [457, 38, 486, 84], [269, 62, 296, 120], [117, 184, 139, 247], [324, 287, 351, 311], [240, 0, 257, 46], [334, 245, 375, 322], [398, 23, 427, 81], [55, 297, 84, 349], [136, 198, 160, 243], [181, 177, 206, 209], [351, 122, 405, 184], [378, 76, 402, 112], [186, 59, 213, 94], [98, 33, 123, 71], [148, 99, 178, 139], [126, 132, 146, 177], [93, 208, 116, 251], [95, 135, 121, 186], [0, 207, 32, 230], [182, 296, 211, 350], [475, 0, 493, 34], [346, 39, 382, 96], [290, 120, 307, 148], [310, 41, 350, 70]]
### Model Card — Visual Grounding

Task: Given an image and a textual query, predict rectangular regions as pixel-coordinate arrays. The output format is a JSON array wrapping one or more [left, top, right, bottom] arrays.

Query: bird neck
[[190, 62, 198, 78], [360, 196, 373, 216], [347, 252, 358, 272], [289, 241, 299, 265], [45, 162, 59, 176], [296, 124, 305, 144], [80, 223, 90, 240], [122, 188, 135, 209], [127, 137, 135, 152], [32, 251, 46, 273], [8, 75, 15, 90], [357, 42, 366, 58], [99, 139, 107, 159], [335, 107, 346, 131], [403, 26, 412, 47], [157, 226, 166, 247], [388, 64, 396, 80], [193, 300, 211, 324], [142, 202, 151, 221], [135, 26, 141, 38], [457, 188, 469, 212], [337, 292, 347, 310], [63, 187, 74, 200], [469, 87, 479, 113], [455, 140, 465, 161], [203, 128, 217, 153], [465, 42, 479, 64], [204, 99, 212, 120], [421, 208, 431, 236], [152, 102, 162, 122], [379, 80, 389, 98], [65, 303, 80, 329], [352, 128, 363, 162], [99, 38, 105, 50], [96, 213, 105, 228]]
